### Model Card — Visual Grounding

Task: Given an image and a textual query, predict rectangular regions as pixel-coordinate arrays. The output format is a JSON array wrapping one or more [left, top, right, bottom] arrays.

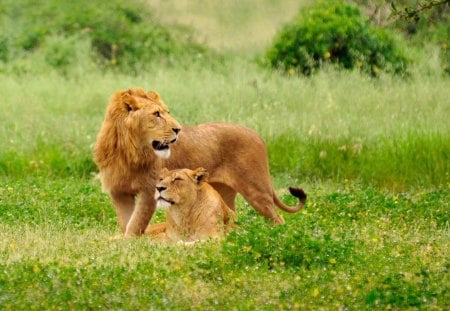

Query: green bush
[[266, 0, 409, 76], [0, 0, 207, 72]]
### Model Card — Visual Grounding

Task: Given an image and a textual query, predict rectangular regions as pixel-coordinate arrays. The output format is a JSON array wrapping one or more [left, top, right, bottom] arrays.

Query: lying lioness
[[146, 167, 236, 242]]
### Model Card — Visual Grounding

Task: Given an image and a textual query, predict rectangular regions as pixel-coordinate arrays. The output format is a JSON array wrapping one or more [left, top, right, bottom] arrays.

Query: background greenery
[[266, 0, 409, 76], [0, 0, 448, 309]]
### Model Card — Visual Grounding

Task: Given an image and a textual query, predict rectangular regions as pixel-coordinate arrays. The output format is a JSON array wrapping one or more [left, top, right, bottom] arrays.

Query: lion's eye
[[173, 177, 182, 182], [154, 111, 161, 117]]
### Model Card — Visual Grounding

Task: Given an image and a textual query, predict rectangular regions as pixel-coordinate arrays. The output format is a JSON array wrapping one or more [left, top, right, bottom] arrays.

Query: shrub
[[266, 0, 409, 76], [0, 0, 207, 72]]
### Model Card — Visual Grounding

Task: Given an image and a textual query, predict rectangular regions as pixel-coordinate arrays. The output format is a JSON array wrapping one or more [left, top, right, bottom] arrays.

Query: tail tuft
[[289, 187, 307, 203]]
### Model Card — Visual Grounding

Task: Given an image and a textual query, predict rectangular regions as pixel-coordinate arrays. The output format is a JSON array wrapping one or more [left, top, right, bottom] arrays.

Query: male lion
[[94, 87, 306, 236], [146, 167, 236, 242]]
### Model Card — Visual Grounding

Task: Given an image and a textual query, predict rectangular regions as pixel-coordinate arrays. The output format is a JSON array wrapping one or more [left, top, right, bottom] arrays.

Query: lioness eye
[[154, 111, 161, 117], [173, 177, 182, 182]]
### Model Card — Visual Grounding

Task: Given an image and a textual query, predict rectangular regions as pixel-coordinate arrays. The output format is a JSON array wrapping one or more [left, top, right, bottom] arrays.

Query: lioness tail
[[273, 187, 307, 213]]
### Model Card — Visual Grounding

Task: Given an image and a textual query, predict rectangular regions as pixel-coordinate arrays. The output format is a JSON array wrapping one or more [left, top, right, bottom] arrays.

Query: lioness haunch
[[94, 88, 306, 236], [146, 167, 236, 242]]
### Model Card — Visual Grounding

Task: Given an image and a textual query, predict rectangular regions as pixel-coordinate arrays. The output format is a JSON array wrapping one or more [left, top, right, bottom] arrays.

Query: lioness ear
[[158, 167, 170, 180], [161, 167, 170, 175], [121, 91, 139, 112], [193, 167, 209, 184]]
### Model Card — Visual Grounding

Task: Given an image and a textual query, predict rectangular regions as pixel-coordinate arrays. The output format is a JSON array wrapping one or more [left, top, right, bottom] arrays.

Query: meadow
[[0, 0, 449, 309]]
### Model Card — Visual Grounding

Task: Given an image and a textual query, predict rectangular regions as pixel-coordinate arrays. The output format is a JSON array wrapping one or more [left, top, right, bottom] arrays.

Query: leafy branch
[[390, 0, 449, 21]]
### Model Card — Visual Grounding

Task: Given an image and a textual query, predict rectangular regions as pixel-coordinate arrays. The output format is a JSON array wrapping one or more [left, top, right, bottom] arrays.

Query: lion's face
[[154, 167, 209, 208], [112, 88, 181, 159]]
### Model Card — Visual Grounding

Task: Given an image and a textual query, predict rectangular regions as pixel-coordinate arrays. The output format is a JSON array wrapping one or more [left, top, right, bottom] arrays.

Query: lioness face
[[119, 89, 181, 159], [155, 167, 209, 208]]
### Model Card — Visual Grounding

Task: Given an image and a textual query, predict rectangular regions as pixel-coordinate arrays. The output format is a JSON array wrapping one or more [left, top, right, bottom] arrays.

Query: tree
[[390, 0, 449, 21]]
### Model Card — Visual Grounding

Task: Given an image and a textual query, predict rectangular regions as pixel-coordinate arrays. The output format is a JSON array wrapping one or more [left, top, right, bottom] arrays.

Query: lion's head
[[95, 88, 181, 165], [154, 167, 209, 208]]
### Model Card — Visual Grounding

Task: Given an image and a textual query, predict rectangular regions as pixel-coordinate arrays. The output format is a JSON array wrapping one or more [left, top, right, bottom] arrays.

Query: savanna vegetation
[[0, 0, 448, 309]]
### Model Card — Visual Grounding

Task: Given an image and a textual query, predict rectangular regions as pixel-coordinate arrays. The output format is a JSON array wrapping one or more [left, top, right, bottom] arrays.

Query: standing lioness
[[147, 167, 236, 242], [94, 88, 306, 236]]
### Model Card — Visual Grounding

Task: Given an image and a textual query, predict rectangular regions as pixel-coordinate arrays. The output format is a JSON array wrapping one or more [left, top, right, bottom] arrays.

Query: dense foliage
[[394, 0, 449, 75], [354, 0, 450, 75], [0, 0, 206, 72], [266, 0, 409, 76]]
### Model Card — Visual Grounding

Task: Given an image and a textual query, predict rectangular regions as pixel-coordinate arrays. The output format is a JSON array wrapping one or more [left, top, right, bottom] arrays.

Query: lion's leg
[[125, 192, 156, 236], [110, 191, 135, 233], [210, 183, 237, 210]]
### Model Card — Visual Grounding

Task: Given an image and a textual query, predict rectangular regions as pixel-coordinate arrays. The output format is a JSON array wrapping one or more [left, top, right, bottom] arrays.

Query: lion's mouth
[[152, 140, 170, 151], [151, 137, 178, 159]]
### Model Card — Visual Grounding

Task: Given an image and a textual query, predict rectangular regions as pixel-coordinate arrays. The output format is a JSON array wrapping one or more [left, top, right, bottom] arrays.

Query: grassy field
[[1, 0, 449, 309]]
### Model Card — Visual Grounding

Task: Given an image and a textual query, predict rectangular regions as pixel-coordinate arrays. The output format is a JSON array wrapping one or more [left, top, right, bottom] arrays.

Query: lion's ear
[[147, 90, 169, 110], [192, 167, 209, 184], [147, 91, 160, 102], [121, 91, 139, 112]]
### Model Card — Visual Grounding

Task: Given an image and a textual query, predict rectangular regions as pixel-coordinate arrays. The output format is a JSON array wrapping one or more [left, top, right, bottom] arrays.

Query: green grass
[[0, 67, 448, 310], [0, 63, 448, 186], [0, 0, 449, 309], [1, 178, 448, 309]]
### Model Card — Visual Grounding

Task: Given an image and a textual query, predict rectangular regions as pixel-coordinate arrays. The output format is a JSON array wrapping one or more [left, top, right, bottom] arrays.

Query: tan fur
[[94, 88, 306, 237], [147, 167, 236, 242], [94, 88, 181, 236]]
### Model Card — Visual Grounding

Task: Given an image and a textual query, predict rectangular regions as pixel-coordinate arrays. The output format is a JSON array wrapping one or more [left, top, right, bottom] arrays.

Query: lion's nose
[[156, 186, 167, 193], [172, 128, 181, 135]]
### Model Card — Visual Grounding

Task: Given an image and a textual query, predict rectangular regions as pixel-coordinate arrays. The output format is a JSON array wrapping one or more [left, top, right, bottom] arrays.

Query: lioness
[[94, 88, 306, 236], [146, 167, 236, 242]]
